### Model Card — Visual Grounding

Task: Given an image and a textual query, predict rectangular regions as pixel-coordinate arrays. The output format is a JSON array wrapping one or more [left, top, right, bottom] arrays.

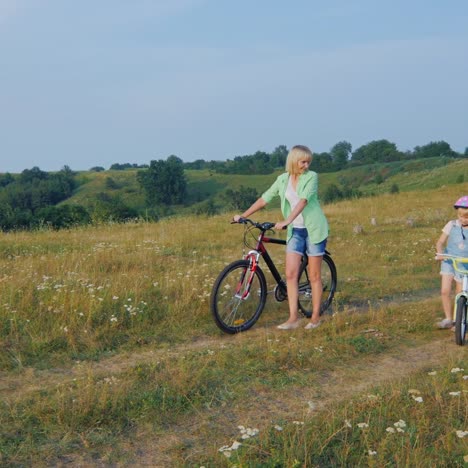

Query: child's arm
[[435, 232, 449, 260]]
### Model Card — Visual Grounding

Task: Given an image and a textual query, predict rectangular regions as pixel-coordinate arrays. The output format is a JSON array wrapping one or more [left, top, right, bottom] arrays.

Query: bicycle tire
[[297, 254, 337, 318], [455, 295, 467, 346], [210, 259, 267, 334]]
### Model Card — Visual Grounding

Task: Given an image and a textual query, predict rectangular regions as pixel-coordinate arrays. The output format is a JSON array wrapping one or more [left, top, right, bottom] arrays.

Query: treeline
[[0, 166, 143, 231], [0, 167, 88, 230], [1, 139, 466, 231], [102, 139, 466, 176], [184, 140, 466, 175]]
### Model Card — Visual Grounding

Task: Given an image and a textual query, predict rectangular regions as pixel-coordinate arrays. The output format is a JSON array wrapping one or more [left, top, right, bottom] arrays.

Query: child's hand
[[435, 253, 444, 261]]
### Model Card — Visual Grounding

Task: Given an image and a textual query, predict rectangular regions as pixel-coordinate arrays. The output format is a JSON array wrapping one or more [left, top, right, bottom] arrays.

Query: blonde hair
[[285, 145, 313, 175]]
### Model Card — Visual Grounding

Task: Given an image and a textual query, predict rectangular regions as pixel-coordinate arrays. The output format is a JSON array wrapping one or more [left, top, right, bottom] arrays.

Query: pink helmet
[[454, 195, 468, 208]]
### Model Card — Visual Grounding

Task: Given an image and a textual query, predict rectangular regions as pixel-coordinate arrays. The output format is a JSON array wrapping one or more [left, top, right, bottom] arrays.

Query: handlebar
[[436, 254, 468, 260], [436, 253, 468, 275], [231, 217, 278, 231]]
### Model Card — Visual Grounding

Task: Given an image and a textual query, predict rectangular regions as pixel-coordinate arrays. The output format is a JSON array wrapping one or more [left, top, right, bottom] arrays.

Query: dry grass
[[1, 186, 467, 465]]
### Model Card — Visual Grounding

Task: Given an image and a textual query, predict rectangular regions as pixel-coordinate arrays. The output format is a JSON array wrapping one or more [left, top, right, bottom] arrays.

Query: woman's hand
[[274, 221, 289, 230], [232, 215, 242, 223]]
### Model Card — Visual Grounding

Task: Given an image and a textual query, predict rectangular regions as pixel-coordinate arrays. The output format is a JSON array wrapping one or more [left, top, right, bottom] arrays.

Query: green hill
[[67, 157, 468, 215]]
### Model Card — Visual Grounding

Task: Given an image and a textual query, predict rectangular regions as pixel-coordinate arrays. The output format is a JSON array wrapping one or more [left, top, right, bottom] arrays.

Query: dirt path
[[8, 330, 458, 467], [1, 296, 466, 466], [127, 335, 465, 467], [0, 292, 442, 402]]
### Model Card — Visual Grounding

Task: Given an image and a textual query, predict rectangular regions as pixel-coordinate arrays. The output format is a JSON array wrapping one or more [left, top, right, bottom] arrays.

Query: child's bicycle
[[210, 218, 337, 334], [438, 254, 468, 346]]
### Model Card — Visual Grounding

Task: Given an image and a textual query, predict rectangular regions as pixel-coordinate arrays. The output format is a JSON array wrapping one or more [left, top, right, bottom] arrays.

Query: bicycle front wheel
[[210, 259, 267, 334], [298, 254, 337, 318], [455, 295, 467, 346]]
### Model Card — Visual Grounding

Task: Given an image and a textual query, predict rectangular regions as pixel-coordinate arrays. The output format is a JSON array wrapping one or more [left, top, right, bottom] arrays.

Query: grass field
[[1, 183, 467, 466]]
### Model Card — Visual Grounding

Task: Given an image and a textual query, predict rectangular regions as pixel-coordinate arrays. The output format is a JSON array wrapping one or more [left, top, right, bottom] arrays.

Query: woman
[[233, 145, 329, 330]]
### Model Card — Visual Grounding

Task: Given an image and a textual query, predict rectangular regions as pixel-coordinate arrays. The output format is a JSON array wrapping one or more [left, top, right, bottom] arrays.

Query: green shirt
[[261, 171, 329, 243]]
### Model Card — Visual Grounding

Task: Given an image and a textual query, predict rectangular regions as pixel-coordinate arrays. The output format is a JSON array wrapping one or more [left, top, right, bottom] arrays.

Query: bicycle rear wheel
[[210, 259, 267, 334], [455, 295, 467, 346], [298, 254, 337, 318]]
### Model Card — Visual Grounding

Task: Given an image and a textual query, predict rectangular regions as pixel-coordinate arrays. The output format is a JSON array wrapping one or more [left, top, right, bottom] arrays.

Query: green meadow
[[1, 169, 467, 466]]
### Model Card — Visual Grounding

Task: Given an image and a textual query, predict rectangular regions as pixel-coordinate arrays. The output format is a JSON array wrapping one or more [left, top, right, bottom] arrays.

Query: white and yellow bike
[[438, 254, 468, 346]]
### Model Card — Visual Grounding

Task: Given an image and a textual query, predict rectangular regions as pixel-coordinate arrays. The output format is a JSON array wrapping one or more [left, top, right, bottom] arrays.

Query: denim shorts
[[440, 259, 463, 283], [286, 227, 327, 257]]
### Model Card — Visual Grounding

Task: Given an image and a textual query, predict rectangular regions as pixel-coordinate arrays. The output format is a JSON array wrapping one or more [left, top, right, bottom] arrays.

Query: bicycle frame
[[240, 230, 286, 300], [450, 256, 468, 319], [438, 254, 468, 318], [246, 231, 286, 285]]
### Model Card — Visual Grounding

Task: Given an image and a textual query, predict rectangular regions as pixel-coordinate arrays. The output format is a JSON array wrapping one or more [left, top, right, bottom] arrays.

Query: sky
[[1, 0, 467, 173]]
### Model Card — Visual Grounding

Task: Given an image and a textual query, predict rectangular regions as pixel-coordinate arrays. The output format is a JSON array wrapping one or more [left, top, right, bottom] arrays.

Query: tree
[[137, 155, 187, 206], [105, 177, 119, 189], [390, 183, 399, 194], [351, 140, 402, 165], [221, 186, 259, 210], [0, 173, 14, 187], [312, 152, 334, 173], [36, 205, 90, 229], [330, 141, 352, 170], [412, 141, 457, 158], [270, 145, 288, 168]]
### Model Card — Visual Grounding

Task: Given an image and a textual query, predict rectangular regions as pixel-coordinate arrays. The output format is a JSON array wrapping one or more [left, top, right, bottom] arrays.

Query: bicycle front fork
[[453, 292, 468, 321]]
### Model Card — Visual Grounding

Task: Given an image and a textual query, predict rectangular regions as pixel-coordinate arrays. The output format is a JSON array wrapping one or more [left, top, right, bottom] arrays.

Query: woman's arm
[[275, 199, 307, 230]]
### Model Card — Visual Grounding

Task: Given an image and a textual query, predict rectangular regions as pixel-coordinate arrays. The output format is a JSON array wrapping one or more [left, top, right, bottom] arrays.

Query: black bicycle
[[210, 218, 337, 333]]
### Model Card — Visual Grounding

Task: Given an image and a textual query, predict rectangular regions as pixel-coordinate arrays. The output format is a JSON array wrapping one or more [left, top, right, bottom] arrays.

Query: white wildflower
[[451, 368, 464, 373], [427, 371, 437, 376], [386, 427, 396, 433], [455, 430, 468, 438], [449, 391, 461, 396], [307, 401, 316, 411], [413, 396, 423, 403], [357, 423, 369, 428], [368, 450, 377, 456], [230, 441, 242, 450]]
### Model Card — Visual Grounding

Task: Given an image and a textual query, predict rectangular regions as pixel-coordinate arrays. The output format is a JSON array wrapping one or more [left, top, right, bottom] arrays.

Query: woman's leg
[[284, 251, 303, 323], [307, 255, 323, 324]]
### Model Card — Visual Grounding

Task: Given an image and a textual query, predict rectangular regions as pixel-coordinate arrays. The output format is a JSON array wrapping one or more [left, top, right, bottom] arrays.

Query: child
[[435, 195, 468, 328], [233, 145, 329, 330]]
